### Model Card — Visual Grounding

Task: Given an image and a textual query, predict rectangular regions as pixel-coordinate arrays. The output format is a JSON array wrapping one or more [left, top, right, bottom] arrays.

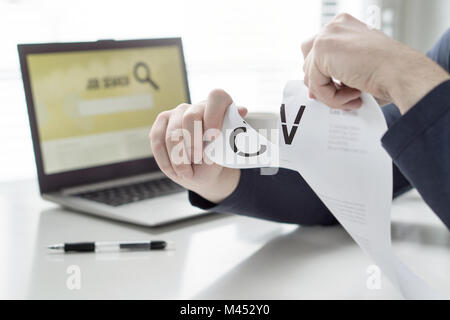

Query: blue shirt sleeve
[[381, 80, 450, 228], [427, 28, 450, 72]]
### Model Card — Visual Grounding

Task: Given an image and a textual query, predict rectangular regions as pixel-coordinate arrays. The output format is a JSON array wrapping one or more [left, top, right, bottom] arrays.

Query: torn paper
[[205, 80, 441, 299]]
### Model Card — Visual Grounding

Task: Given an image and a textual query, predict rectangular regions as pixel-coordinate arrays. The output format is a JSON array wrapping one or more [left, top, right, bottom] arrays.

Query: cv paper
[[205, 80, 441, 299]]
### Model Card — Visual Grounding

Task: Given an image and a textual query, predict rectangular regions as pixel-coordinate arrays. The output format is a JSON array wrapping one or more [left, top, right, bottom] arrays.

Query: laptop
[[18, 38, 207, 226]]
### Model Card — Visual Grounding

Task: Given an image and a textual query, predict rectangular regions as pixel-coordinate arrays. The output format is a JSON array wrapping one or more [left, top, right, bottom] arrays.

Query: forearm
[[383, 44, 450, 114]]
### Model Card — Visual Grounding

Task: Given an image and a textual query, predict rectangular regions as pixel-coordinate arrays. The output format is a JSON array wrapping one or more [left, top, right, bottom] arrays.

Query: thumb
[[204, 88, 233, 131], [237, 106, 248, 118]]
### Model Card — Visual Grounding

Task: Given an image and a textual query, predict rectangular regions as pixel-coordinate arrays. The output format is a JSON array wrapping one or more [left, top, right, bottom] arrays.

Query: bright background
[[0, 0, 323, 182], [0, 0, 449, 182]]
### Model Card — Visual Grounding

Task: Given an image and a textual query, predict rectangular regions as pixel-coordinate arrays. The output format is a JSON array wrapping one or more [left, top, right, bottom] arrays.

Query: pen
[[47, 240, 168, 253]]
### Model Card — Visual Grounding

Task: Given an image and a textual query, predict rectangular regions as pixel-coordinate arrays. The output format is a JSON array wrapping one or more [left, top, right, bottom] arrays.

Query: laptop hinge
[[61, 171, 166, 195]]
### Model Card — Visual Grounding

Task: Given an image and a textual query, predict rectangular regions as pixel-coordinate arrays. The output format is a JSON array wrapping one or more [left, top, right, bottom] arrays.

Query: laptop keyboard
[[75, 177, 185, 207]]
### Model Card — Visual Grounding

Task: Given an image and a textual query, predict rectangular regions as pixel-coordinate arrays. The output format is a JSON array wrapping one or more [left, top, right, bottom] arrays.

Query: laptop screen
[[25, 44, 188, 175]]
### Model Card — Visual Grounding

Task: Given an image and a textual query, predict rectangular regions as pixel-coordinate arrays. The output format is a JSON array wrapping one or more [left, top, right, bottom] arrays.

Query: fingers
[[204, 89, 233, 131], [306, 51, 337, 102], [165, 104, 194, 179], [237, 106, 248, 118], [302, 37, 315, 96], [302, 16, 363, 110], [334, 12, 364, 27], [182, 103, 205, 164], [333, 85, 362, 107], [301, 36, 315, 59], [150, 111, 176, 178], [303, 50, 313, 86], [152, 90, 238, 180], [304, 47, 361, 109], [342, 97, 363, 110]]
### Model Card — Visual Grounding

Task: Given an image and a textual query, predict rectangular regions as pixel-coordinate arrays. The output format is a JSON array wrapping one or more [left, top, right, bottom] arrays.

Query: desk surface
[[0, 179, 449, 299]]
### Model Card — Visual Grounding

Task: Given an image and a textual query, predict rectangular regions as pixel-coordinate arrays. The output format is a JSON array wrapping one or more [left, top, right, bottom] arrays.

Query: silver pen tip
[[47, 244, 62, 250]]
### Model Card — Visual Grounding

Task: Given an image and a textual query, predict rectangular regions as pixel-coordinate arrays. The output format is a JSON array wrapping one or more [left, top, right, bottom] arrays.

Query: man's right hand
[[149, 89, 247, 204], [301, 13, 450, 114]]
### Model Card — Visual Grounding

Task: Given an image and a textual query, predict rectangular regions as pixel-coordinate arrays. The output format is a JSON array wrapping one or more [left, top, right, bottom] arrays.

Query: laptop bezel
[[18, 38, 191, 194]]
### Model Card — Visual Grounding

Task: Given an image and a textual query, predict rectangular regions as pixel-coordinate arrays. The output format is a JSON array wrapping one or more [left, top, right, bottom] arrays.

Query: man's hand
[[150, 89, 247, 204], [302, 13, 450, 114]]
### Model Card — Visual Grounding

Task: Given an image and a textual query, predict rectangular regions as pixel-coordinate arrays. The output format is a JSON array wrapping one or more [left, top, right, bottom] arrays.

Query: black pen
[[47, 240, 169, 253]]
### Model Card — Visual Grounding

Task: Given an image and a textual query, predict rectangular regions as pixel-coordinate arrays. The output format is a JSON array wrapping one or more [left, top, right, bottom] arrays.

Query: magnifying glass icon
[[133, 62, 160, 90]]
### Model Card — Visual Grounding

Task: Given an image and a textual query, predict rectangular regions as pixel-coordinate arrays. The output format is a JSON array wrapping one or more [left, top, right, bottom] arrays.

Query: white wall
[[382, 0, 450, 53]]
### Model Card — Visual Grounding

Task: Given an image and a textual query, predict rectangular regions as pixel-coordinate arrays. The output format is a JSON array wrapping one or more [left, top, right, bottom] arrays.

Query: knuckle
[[154, 110, 170, 123], [301, 41, 309, 54], [165, 134, 172, 146], [175, 103, 191, 112], [172, 163, 188, 173], [324, 22, 342, 34], [301, 41, 307, 50], [313, 36, 327, 52], [208, 88, 232, 105], [335, 12, 352, 22], [165, 131, 173, 145], [166, 129, 182, 145], [208, 88, 227, 98], [314, 34, 335, 54], [177, 103, 190, 109], [182, 109, 201, 125], [150, 137, 165, 153], [149, 126, 161, 143], [172, 162, 183, 170]]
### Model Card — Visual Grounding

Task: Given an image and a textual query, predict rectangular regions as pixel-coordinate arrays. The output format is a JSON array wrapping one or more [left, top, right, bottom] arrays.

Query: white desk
[[0, 179, 449, 299]]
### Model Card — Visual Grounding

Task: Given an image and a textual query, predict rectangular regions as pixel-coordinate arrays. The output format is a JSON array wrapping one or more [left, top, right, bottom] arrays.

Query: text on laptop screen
[[26, 45, 188, 174]]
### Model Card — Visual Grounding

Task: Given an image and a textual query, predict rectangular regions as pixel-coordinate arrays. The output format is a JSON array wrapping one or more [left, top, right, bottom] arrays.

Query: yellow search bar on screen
[[78, 94, 154, 116]]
